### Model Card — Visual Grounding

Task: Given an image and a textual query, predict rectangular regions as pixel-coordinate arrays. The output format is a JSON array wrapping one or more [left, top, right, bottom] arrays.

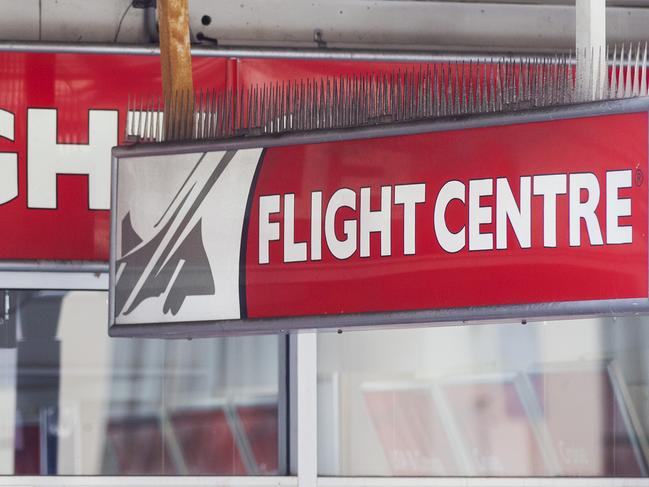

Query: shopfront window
[[0, 290, 281, 475], [318, 317, 649, 477]]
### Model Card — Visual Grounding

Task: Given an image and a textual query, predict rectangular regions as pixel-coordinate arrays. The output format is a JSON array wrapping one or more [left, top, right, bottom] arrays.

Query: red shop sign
[[109, 102, 649, 336], [0, 51, 432, 265], [0, 51, 229, 263]]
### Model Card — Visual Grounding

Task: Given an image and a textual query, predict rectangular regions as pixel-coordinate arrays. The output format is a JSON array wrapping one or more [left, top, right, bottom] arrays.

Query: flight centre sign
[[109, 105, 649, 336]]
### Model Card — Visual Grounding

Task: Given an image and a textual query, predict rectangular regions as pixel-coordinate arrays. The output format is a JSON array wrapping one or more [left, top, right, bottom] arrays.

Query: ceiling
[[1, 0, 649, 53]]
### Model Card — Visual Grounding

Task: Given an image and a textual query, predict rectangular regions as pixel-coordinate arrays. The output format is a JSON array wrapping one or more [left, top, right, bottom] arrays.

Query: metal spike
[[624, 42, 632, 97], [170, 90, 179, 141], [467, 61, 474, 114], [585, 47, 592, 101], [459, 61, 466, 114], [642, 42, 648, 97], [432, 64, 439, 117], [148, 95, 155, 140], [141, 96, 148, 140], [475, 63, 482, 114], [199, 90, 206, 139], [524, 58, 532, 104], [479, 61, 486, 113], [562, 53, 570, 104], [156, 96, 162, 142], [497, 59, 504, 110], [126, 93, 132, 140], [447, 63, 454, 115], [489, 60, 496, 112], [171, 90, 185, 141], [190, 90, 196, 140], [505, 59, 513, 107], [595, 46, 603, 100], [136, 96, 144, 140], [210, 88, 217, 138], [514, 59, 521, 106], [618, 43, 627, 98], [553, 55, 560, 104], [175, 89, 182, 140], [181, 88, 189, 140], [437, 66, 443, 117], [184, 90, 190, 140], [133, 43, 649, 144], [633, 42, 641, 96], [269, 83, 275, 133], [238, 87, 245, 134], [451, 62, 458, 115], [610, 44, 618, 99]]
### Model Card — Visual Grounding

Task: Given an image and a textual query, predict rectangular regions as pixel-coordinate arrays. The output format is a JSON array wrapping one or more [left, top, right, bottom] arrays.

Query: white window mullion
[[296, 332, 318, 486]]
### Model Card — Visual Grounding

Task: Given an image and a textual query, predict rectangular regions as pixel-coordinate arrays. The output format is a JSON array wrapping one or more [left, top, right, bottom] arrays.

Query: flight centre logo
[[112, 145, 638, 325], [258, 169, 635, 263], [113, 149, 263, 324]]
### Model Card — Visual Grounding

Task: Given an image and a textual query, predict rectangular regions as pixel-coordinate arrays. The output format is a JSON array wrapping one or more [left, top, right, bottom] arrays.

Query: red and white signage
[[0, 51, 432, 264], [110, 108, 649, 333], [2, 50, 648, 331], [245, 113, 647, 317], [0, 51, 229, 262]]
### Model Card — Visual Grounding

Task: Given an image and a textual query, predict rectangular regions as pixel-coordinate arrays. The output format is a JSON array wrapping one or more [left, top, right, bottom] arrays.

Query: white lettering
[[27, 108, 117, 209], [311, 191, 323, 260], [259, 195, 280, 264], [283, 194, 307, 262], [394, 183, 426, 255], [533, 174, 567, 247], [496, 177, 531, 249], [360, 186, 392, 257], [0, 109, 17, 205], [469, 179, 493, 251], [606, 170, 632, 244], [569, 173, 603, 246], [325, 188, 357, 259], [435, 180, 465, 253]]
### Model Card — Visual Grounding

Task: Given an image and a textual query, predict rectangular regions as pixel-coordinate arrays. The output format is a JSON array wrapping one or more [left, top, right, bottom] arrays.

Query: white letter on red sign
[[569, 173, 603, 246], [325, 188, 357, 259], [395, 183, 426, 255], [27, 108, 117, 210], [496, 177, 531, 249], [606, 170, 632, 244], [259, 195, 280, 264], [360, 186, 392, 257], [283, 193, 307, 262], [434, 180, 465, 253], [0, 109, 17, 205], [469, 179, 493, 251], [311, 191, 323, 261], [533, 174, 567, 247]]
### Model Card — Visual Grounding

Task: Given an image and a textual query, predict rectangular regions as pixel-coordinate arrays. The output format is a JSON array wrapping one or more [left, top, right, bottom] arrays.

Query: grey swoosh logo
[[115, 151, 237, 317]]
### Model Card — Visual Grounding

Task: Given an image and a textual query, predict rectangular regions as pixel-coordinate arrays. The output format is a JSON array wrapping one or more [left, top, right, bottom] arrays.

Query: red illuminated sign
[[0, 51, 228, 262], [0, 51, 442, 264], [110, 107, 649, 335], [243, 113, 648, 318]]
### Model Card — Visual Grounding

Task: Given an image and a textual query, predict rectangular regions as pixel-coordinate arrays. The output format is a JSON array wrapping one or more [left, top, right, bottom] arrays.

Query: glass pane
[[317, 317, 649, 476], [0, 290, 281, 475]]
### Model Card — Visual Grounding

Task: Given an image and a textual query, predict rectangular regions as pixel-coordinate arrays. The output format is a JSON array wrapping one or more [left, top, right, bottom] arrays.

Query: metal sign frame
[[110, 96, 649, 338]]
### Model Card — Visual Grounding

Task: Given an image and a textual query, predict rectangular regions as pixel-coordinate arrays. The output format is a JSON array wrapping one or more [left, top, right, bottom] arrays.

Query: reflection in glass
[[318, 317, 649, 476], [0, 290, 280, 475]]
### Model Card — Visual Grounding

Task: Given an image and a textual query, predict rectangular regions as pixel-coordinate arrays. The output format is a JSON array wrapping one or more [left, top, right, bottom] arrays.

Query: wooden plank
[[158, 0, 193, 138]]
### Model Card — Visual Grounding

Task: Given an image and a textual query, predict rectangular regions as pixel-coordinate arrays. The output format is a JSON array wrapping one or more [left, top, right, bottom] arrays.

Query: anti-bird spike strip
[[127, 43, 649, 143]]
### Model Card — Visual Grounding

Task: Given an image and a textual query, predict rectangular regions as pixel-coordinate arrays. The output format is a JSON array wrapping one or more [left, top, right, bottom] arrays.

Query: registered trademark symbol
[[635, 168, 644, 187]]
